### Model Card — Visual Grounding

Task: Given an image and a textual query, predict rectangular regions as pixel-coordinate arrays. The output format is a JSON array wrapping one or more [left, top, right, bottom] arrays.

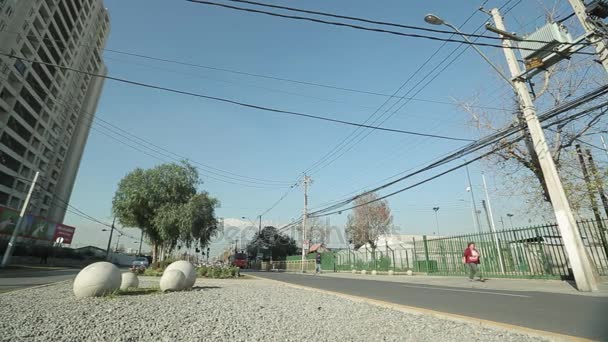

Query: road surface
[[0, 268, 80, 293], [249, 272, 608, 340]]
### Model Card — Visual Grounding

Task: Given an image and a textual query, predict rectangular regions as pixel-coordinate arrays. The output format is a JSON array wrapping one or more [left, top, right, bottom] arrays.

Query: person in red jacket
[[462, 242, 484, 282]]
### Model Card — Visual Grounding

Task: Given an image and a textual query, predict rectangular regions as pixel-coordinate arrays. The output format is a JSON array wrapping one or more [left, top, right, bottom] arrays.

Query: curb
[[0, 279, 72, 296], [247, 274, 592, 342]]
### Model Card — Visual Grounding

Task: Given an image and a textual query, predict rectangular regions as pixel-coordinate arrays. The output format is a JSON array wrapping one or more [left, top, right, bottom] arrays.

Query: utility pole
[[1, 171, 39, 268], [576, 145, 608, 259], [432, 207, 440, 235], [114, 231, 122, 253], [257, 215, 262, 260], [566, 0, 608, 74], [491, 8, 599, 291], [465, 164, 482, 234], [481, 173, 505, 273], [301, 175, 311, 272], [105, 217, 116, 260], [586, 149, 608, 218]]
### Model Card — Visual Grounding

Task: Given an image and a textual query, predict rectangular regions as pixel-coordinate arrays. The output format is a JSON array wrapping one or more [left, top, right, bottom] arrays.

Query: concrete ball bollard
[[371, 270, 377, 276], [388, 270, 394, 276], [360, 270, 367, 275], [351, 269, 357, 274], [165, 260, 197, 289], [120, 272, 139, 290], [160, 269, 186, 292], [73, 262, 121, 298], [406, 270, 413, 276]]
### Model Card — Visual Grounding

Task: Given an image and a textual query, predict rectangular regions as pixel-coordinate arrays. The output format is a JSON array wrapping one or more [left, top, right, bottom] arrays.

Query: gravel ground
[[0, 276, 547, 342]]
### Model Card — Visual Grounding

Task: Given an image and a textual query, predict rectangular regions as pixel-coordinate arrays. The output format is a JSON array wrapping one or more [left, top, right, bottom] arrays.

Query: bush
[[196, 266, 239, 279], [197, 265, 208, 277], [143, 268, 163, 277]]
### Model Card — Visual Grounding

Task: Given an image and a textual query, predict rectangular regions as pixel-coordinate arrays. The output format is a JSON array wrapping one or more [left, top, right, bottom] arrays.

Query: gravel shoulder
[[0, 276, 548, 342]]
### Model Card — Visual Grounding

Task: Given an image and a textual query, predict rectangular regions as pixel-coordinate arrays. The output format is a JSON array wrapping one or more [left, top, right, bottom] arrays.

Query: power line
[[216, 0, 523, 42], [306, 86, 608, 217], [185, 0, 595, 55], [0, 29, 512, 112], [0, 52, 475, 142], [0, 71, 292, 189], [303, 3, 492, 176]]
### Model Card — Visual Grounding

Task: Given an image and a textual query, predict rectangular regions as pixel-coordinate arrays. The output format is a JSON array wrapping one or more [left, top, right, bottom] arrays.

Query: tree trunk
[[152, 242, 158, 264]]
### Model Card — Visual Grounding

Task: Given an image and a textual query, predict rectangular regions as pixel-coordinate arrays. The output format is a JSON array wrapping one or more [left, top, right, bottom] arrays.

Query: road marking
[[248, 274, 591, 342], [399, 284, 531, 298]]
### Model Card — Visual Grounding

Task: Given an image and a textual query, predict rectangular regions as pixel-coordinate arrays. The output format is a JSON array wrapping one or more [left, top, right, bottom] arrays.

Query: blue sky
[[64, 0, 591, 254]]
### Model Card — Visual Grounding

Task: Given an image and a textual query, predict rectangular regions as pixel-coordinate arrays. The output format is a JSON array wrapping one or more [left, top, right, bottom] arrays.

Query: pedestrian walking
[[315, 252, 322, 274], [462, 242, 484, 282]]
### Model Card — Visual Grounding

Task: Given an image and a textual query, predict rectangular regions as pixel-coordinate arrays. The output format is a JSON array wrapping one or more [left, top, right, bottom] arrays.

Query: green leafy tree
[[246, 226, 298, 261], [112, 162, 219, 262]]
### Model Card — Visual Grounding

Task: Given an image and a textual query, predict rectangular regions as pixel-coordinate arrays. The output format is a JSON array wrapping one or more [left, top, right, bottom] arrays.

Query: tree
[[112, 162, 219, 263], [246, 226, 298, 261], [294, 216, 329, 245], [458, 29, 608, 218], [345, 192, 393, 256]]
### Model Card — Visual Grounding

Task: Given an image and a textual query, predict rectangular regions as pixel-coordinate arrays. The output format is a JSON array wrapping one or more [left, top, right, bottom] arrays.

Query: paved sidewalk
[[309, 271, 608, 297]]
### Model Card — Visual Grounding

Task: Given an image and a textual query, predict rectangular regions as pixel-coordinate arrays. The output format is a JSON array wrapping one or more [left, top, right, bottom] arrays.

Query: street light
[[424, 14, 444, 26], [432, 207, 440, 235], [507, 213, 515, 229], [423, 13, 514, 87]]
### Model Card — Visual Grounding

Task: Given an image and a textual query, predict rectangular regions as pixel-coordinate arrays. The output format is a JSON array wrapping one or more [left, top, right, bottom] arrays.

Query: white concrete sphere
[[160, 269, 186, 292], [388, 270, 394, 276], [371, 270, 377, 276], [406, 270, 413, 276], [73, 262, 121, 298], [351, 269, 357, 274], [165, 261, 197, 289], [120, 272, 139, 290], [360, 270, 367, 275]]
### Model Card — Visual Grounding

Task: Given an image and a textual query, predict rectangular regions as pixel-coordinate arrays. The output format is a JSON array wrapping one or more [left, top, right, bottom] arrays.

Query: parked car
[[131, 256, 149, 268]]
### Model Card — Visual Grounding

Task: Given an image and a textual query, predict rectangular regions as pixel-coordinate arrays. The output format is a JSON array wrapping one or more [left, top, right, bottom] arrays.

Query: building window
[[0, 151, 21, 172], [8, 197, 20, 210], [0, 169, 15, 188], [13, 101, 37, 128], [32, 137, 40, 150], [15, 181, 26, 192], [0, 191, 8, 205], [14, 59, 27, 75], [7, 117, 33, 142], [20, 166, 30, 179], [0, 132, 27, 156]]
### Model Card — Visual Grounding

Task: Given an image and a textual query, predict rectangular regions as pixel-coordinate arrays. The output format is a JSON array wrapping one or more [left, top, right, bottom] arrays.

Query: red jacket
[[463, 247, 480, 264]]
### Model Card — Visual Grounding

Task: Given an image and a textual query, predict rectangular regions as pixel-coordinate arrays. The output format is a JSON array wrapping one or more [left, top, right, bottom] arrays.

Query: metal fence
[[329, 219, 608, 279]]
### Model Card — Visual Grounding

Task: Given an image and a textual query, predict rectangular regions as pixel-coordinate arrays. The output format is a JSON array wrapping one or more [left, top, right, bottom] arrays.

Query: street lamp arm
[[441, 21, 514, 88]]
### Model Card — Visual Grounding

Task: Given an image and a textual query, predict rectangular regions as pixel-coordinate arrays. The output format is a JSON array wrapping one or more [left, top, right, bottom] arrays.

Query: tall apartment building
[[0, 0, 109, 223]]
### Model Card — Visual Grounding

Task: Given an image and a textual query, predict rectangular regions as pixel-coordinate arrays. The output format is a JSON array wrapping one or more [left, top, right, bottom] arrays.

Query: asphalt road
[[0, 268, 80, 293], [249, 272, 608, 340]]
